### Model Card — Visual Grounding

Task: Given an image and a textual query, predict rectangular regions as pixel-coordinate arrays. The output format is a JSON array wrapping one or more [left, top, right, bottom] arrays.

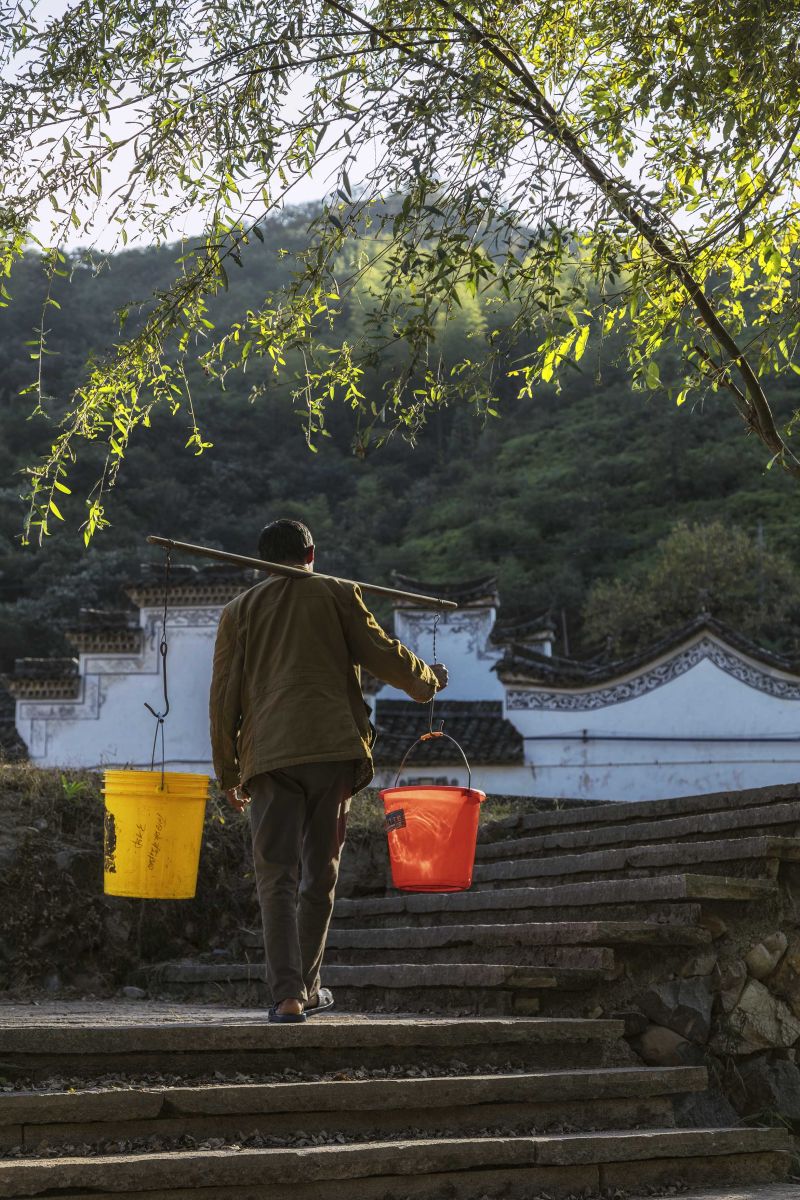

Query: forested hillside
[[2, 206, 799, 672]]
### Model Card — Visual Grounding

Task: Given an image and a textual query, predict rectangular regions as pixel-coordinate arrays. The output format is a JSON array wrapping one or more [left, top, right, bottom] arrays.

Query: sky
[[11, 0, 343, 252]]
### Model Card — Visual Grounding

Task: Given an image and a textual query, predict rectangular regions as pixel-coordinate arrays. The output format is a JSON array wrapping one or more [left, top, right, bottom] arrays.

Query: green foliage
[[60, 772, 89, 800], [583, 520, 800, 658], [3, 237, 800, 674], [1, 0, 800, 540]]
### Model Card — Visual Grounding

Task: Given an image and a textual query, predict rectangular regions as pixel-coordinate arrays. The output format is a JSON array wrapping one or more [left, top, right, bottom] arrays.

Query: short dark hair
[[258, 519, 314, 564]]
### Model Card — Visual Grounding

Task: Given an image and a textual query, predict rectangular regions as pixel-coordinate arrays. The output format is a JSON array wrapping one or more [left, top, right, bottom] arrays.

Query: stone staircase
[[2, 781, 799, 1197], [0, 1004, 792, 1198]]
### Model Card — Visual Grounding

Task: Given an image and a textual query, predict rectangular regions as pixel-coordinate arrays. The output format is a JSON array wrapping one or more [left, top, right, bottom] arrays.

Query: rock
[[673, 1087, 739, 1128], [104, 913, 132, 944], [698, 912, 728, 940], [680, 953, 717, 979], [632, 1023, 705, 1067], [726, 979, 800, 1052], [745, 932, 788, 980], [638, 976, 713, 1044], [714, 959, 747, 1014], [120, 985, 147, 999], [612, 1009, 649, 1038], [734, 1055, 800, 1119], [54, 848, 77, 872], [69, 972, 104, 992], [42, 971, 61, 993], [766, 932, 800, 1018]]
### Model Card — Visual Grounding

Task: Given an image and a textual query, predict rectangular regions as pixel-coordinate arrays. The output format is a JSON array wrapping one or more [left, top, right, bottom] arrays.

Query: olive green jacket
[[209, 573, 438, 794]]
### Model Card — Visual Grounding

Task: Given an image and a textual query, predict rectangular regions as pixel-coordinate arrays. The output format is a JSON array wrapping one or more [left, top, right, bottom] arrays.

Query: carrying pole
[[146, 536, 459, 610]]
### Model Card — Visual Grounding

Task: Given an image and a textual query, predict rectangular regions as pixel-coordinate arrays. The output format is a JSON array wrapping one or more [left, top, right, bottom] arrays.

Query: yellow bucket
[[102, 770, 209, 899]]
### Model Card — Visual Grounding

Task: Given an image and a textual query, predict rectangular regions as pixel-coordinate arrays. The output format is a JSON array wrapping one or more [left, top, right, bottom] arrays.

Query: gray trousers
[[247, 761, 354, 1005]]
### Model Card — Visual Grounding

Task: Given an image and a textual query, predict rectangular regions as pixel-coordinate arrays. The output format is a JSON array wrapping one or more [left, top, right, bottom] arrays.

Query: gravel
[[2, 1121, 659, 1160], [0, 1059, 530, 1093]]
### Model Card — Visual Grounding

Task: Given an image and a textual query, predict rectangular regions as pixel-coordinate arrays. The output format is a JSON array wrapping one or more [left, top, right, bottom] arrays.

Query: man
[[209, 519, 448, 1023]]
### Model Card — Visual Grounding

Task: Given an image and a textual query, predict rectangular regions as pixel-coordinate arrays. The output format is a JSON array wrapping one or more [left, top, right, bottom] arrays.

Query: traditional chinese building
[[7, 565, 800, 800]]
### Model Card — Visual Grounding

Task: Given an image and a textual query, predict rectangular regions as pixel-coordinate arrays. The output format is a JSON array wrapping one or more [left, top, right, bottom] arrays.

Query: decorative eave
[[496, 614, 800, 689], [67, 629, 143, 654], [491, 611, 558, 647], [390, 573, 499, 609], [126, 563, 253, 609], [66, 608, 143, 654], [5, 658, 80, 701]]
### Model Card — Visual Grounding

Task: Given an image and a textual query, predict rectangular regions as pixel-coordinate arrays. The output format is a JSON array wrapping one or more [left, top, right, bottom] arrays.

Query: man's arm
[[209, 604, 245, 790], [344, 586, 442, 701]]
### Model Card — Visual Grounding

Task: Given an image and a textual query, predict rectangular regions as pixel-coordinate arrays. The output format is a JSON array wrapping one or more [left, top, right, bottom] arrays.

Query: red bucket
[[380, 731, 486, 892]]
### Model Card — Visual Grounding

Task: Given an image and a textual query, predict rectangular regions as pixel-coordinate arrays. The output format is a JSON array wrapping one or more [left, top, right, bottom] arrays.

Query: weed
[[60, 774, 89, 801]]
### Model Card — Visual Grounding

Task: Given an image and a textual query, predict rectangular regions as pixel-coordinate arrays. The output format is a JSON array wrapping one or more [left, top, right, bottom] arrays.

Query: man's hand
[[431, 663, 449, 691], [225, 786, 250, 813]]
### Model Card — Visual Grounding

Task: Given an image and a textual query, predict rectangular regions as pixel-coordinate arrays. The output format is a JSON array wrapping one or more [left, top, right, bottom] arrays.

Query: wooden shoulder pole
[[146, 536, 459, 610]]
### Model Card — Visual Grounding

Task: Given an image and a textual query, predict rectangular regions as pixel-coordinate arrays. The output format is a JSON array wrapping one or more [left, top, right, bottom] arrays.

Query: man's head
[[258, 519, 315, 568]]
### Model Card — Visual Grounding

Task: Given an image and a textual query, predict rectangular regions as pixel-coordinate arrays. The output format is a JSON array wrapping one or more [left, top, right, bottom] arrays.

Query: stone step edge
[[324, 921, 711, 949], [481, 782, 800, 837], [476, 799, 800, 862], [0, 1016, 625, 1056], [627, 1187, 799, 1200], [0, 1126, 788, 1194], [144, 962, 609, 989], [471, 835, 800, 884], [333, 874, 777, 918], [0, 1066, 709, 1126]]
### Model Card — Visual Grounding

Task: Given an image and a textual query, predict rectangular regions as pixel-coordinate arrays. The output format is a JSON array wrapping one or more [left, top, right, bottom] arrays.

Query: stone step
[[0, 1127, 788, 1199], [324, 943, 613, 969], [333, 874, 776, 928], [141, 962, 609, 1015], [0, 1010, 627, 1081], [471, 836, 800, 888], [481, 782, 799, 840], [148, 962, 607, 990], [634, 1189, 799, 1200], [476, 800, 800, 862], [326, 920, 712, 951], [0, 1066, 708, 1150]]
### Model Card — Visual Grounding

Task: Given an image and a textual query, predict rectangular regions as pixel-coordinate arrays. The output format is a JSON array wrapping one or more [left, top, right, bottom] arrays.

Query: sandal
[[268, 1004, 307, 1024], [304, 987, 334, 1016]]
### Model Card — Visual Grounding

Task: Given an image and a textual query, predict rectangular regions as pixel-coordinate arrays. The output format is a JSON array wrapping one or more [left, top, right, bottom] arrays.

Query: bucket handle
[[394, 730, 472, 792]]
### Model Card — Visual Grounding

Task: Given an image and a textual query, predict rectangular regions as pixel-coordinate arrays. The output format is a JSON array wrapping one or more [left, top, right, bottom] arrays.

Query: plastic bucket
[[103, 769, 209, 899], [380, 783, 486, 892]]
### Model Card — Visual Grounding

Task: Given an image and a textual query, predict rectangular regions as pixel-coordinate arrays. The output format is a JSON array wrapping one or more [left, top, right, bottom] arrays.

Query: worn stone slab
[[638, 1187, 799, 1200], [333, 874, 777, 922], [34, 1164, 602, 1200], [329, 921, 709, 949], [532, 1127, 789, 1166], [25, 1097, 677, 1151], [49, 1180, 800, 1200], [0, 1127, 789, 1196], [157, 1065, 709, 1116], [0, 1090, 163, 1126], [600, 1151, 789, 1194], [477, 801, 800, 861], [328, 940, 614, 971], [8, 1066, 703, 1131], [483, 782, 800, 837], [153, 961, 606, 991], [0, 1013, 623, 1056], [472, 836, 800, 886], [0, 1126, 21, 1152]]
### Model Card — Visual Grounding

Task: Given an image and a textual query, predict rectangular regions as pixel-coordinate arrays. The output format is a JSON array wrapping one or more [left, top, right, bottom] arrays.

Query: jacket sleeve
[[209, 603, 244, 789], [344, 586, 439, 702]]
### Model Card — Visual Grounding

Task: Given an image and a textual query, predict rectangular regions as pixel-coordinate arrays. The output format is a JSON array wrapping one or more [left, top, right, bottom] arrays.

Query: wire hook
[[144, 548, 171, 786]]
